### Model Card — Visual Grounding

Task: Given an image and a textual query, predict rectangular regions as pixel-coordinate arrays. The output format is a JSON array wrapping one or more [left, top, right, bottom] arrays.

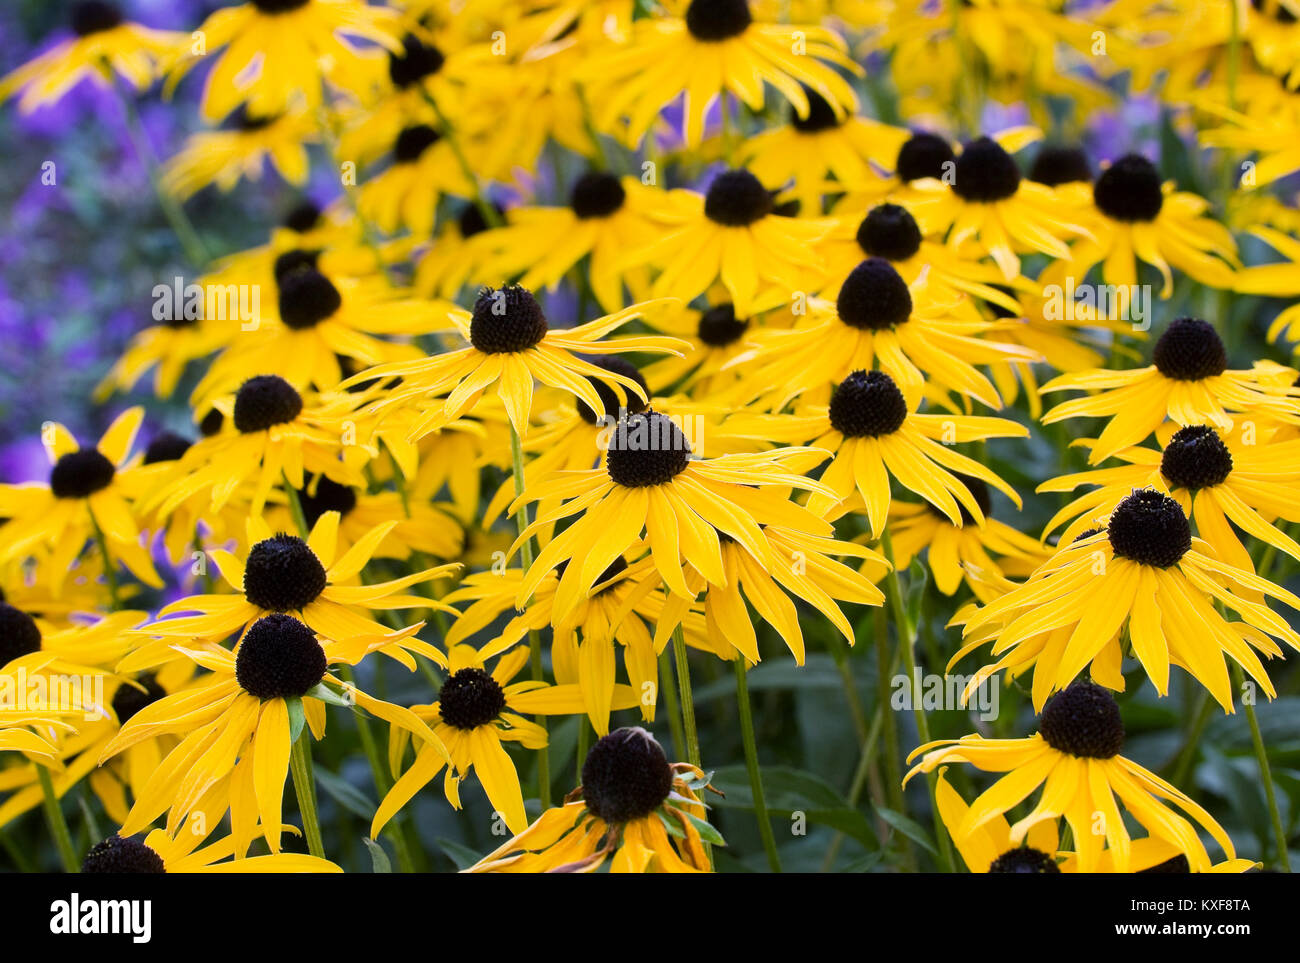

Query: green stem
[[658, 647, 686, 761], [735, 658, 781, 872], [111, 76, 209, 268], [671, 626, 701, 769], [87, 509, 121, 609], [289, 730, 326, 859], [881, 529, 955, 873], [509, 425, 550, 807], [421, 90, 502, 229], [1235, 666, 1291, 871], [283, 474, 310, 538], [38, 765, 78, 872]]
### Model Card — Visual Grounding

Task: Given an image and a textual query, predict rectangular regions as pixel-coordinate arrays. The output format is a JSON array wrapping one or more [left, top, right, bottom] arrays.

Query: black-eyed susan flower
[[467, 727, 720, 872], [412, 202, 501, 301], [728, 369, 1028, 534], [0, 2, 182, 113], [906, 130, 1094, 280], [147, 375, 369, 518], [1046, 153, 1238, 297], [874, 476, 1049, 598], [160, 105, 318, 200], [81, 829, 340, 873], [955, 489, 1300, 712], [1234, 225, 1300, 347], [474, 172, 662, 313], [345, 285, 685, 438], [166, 0, 402, 123], [733, 258, 1039, 410], [102, 612, 447, 851], [577, 0, 859, 148], [357, 124, 475, 236], [373, 641, 633, 835], [1039, 423, 1300, 576], [632, 169, 831, 316], [509, 409, 835, 620], [135, 511, 457, 668], [906, 681, 1239, 873], [0, 408, 161, 591], [1039, 317, 1300, 464], [741, 88, 909, 214]]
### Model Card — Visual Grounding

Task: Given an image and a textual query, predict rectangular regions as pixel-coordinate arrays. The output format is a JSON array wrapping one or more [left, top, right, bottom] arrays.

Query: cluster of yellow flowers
[[1, 0, 1298, 875]]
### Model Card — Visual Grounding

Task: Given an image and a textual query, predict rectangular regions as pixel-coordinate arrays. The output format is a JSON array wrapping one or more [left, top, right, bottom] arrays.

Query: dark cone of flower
[[790, 86, 840, 132], [72, 2, 123, 36], [570, 171, 626, 219], [988, 848, 1062, 873], [605, 410, 692, 487], [829, 369, 909, 437], [235, 614, 327, 700], [142, 431, 192, 465], [1160, 425, 1232, 491], [282, 200, 322, 233], [1139, 854, 1192, 873], [856, 204, 922, 261], [242, 534, 328, 611], [1029, 144, 1092, 186], [279, 268, 341, 328], [199, 408, 225, 437], [81, 835, 166, 873], [1039, 680, 1125, 759], [232, 375, 303, 433], [0, 602, 42, 665], [952, 136, 1021, 202], [575, 356, 649, 425], [389, 33, 445, 88], [581, 726, 674, 823], [1152, 317, 1227, 381], [273, 248, 322, 283], [685, 0, 753, 41], [469, 285, 548, 353], [438, 667, 506, 730], [1093, 153, 1164, 222], [1106, 489, 1192, 568], [393, 125, 440, 163], [697, 303, 748, 346], [49, 449, 115, 498], [112, 673, 166, 724], [704, 169, 773, 226], [297, 475, 358, 528], [895, 132, 954, 182], [928, 472, 991, 524], [837, 257, 913, 330]]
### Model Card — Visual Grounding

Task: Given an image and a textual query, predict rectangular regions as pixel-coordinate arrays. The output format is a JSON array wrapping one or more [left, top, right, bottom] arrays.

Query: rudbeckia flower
[[741, 88, 909, 213], [0, 407, 161, 591], [357, 124, 476, 236], [871, 475, 1048, 598], [577, 0, 859, 148], [954, 489, 1300, 712], [160, 105, 318, 200], [1040, 317, 1300, 464], [906, 681, 1239, 873], [728, 369, 1028, 533], [1039, 423, 1300, 577], [907, 130, 1094, 280], [1046, 153, 1238, 296], [639, 296, 787, 398], [732, 258, 1039, 410], [147, 375, 369, 517], [344, 285, 685, 438], [81, 829, 340, 873], [135, 511, 458, 668], [631, 168, 832, 316], [467, 727, 720, 872], [101, 612, 447, 851], [373, 641, 635, 835], [1233, 225, 1300, 347], [167, 0, 403, 123], [0, 2, 182, 113], [474, 172, 662, 313], [652, 523, 888, 664], [413, 202, 501, 300], [509, 409, 835, 620], [192, 263, 447, 400]]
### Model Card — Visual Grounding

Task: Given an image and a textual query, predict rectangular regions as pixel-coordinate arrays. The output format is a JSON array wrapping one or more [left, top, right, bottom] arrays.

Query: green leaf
[[874, 806, 937, 856], [711, 765, 875, 847], [679, 810, 726, 847], [437, 837, 485, 871], [286, 697, 305, 743], [362, 837, 392, 873], [314, 768, 376, 820], [306, 682, 354, 708], [692, 655, 848, 701]]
